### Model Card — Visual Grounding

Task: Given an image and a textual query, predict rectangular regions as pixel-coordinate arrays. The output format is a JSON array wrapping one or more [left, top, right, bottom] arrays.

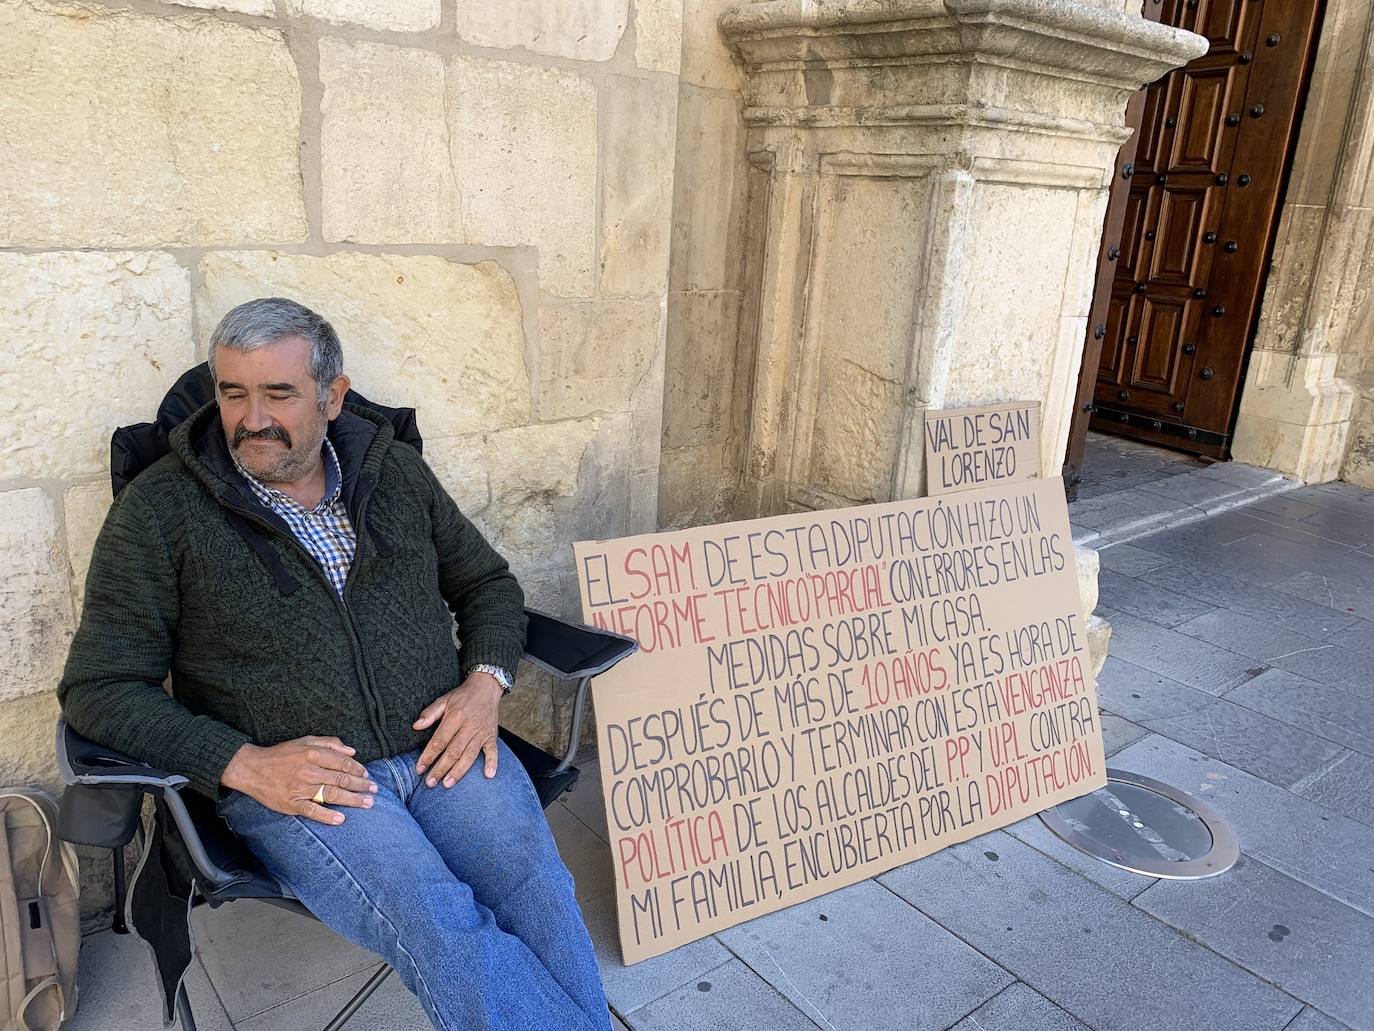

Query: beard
[[230, 414, 328, 484]]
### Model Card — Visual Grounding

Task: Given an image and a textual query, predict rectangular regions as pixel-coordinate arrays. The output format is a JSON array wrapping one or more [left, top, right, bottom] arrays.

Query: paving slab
[[1266, 640, 1374, 700], [191, 896, 378, 1022], [1290, 506, 1374, 548], [947, 982, 1091, 1031], [1097, 568, 1216, 627], [1002, 812, 1157, 900], [1325, 617, 1374, 658], [623, 958, 819, 1031], [1095, 541, 1175, 576], [1139, 470, 1257, 507], [1126, 515, 1264, 562], [1226, 669, 1374, 758], [877, 829, 1302, 1031], [1291, 750, 1374, 828], [1097, 655, 1228, 721], [1174, 607, 1324, 664], [561, 758, 610, 842], [1133, 857, 1374, 1031], [1097, 608, 1263, 695], [1138, 564, 1359, 639], [1100, 711, 1150, 755], [236, 964, 428, 1031], [1274, 570, 1374, 620], [549, 800, 617, 903], [717, 879, 1011, 1031], [1247, 493, 1326, 522], [1284, 1006, 1358, 1031], [1067, 488, 1182, 534], [1214, 533, 1374, 590], [66, 928, 231, 1031], [581, 890, 733, 1015], [1111, 735, 1374, 917]]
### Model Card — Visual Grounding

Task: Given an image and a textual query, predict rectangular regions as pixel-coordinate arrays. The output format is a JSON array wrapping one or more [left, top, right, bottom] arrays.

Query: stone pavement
[[66, 450, 1373, 1030]]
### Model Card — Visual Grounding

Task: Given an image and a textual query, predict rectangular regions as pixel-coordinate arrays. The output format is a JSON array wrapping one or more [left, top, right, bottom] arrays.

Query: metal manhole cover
[[1039, 769, 1238, 879]]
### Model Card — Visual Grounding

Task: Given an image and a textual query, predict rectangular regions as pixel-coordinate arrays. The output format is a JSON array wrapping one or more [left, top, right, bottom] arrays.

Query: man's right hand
[[221, 736, 377, 825]]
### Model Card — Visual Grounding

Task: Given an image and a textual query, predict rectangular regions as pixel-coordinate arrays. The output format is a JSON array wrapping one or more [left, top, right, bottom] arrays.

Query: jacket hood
[[168, 399, 396, 522]]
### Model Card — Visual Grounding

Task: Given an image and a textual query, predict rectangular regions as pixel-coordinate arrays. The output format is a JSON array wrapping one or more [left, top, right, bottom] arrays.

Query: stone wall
[[0, 0, 682, 916], [1230, 0, 1374, 485]]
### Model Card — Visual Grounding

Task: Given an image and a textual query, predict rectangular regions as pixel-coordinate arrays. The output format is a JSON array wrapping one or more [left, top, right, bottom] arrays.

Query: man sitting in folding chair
[[57, 297, 611, 1031]]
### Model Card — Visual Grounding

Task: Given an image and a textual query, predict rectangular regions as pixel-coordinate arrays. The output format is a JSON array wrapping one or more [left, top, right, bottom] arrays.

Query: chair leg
[[321, 964, 392, 1031], [111, 849, 129, 935], [175, 983, 198, 1031]]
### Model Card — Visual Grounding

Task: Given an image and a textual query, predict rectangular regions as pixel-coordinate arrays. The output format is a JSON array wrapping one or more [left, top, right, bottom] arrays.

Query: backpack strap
[[10, 976, 63, 1031]]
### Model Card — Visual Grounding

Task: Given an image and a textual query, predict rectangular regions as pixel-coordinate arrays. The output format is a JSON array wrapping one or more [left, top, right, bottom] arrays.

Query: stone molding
[[716, 0, 1204, 516]]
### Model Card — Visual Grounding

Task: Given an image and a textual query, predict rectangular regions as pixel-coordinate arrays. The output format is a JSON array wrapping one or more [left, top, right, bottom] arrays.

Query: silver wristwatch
[[471, 663, 514, 694]]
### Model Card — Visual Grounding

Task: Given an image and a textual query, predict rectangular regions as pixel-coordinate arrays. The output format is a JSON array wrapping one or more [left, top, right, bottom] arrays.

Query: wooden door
[[1084, 0, 1322, 459]]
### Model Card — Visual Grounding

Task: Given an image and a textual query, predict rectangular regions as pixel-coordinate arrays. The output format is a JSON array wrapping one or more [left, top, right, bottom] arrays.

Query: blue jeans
[[214, 739, 610, 1031]]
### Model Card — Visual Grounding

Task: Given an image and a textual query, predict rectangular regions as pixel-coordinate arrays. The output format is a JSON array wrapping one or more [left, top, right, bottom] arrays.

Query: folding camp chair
[[54, 364, 637, 1029]]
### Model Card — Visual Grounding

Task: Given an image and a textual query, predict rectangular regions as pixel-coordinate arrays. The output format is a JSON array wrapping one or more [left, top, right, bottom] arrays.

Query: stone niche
[[717, 0, 1206, 517]]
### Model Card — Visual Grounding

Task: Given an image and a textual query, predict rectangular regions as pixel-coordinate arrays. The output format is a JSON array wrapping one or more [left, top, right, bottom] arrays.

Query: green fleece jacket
[[58, 401, 527, 798]]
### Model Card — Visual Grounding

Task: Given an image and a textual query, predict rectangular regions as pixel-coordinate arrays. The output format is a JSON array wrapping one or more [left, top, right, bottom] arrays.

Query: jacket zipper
[[221, 496, 396, 754]]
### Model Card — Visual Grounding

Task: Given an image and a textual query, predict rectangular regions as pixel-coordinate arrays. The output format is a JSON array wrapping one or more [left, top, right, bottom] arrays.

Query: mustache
[[232, 424, 292, 449]]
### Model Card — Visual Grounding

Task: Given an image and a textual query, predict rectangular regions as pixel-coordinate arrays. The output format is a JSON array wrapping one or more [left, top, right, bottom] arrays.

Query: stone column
[[718, 0, 1205, 516], [1231, 0, 1374, 485]]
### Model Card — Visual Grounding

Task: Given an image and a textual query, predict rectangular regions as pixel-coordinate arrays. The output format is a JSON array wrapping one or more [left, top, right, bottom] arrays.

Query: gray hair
[[208, 297, 344, 409]]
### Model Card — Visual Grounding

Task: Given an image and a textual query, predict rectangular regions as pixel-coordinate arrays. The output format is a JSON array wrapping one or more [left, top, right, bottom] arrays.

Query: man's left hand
[[413, 672, 504, 787]]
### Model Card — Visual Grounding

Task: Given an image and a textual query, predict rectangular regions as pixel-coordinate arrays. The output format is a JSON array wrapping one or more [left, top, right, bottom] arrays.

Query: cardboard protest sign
[[925, 402, 1041, 494], [574, 475, 1105, 963]]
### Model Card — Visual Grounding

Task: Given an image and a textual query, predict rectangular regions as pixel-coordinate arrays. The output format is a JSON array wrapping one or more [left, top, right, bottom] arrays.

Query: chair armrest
[[55, 719, 241, 889], [56, 718, 188, 791], [521, 607, 639, 681]]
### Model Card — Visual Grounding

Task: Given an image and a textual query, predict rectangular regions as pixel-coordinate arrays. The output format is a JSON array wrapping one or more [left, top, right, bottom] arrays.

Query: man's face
[[214, 336, 348, 486]]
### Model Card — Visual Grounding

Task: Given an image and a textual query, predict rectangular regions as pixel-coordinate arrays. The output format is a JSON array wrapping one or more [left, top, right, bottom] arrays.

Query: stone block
[[625, 957, 809, 1030], [171, 0, 274, 13], [878, 830, 1303, 1031], [717, 879, 1012, 1031], [1134, 858, 1374, 1030], [451, 57, 598, 297], [535, 301, 661, 421], [453, 0, 627, 61], [662, 292, 741, 448], [635, 0, 684, 72], [424, 419, 600, 573], [284, 0, 440, 31], [579, 889, 732, 1013], [602, 75, 677, 298], [63, 482, 112, 616], [0, 252, 194, 479], [668, 89, 748, 294], [0, 492, 74, 705], [196, 252, 530, 438], [0, 690, 63, 788], [319, 38, 459, 243], [0, 3, 305, 246], [679, 0, 746, 91], [1113, 735, 1374, 916], [1085, 613, 1111, 677], [502, 666, 555, 751]]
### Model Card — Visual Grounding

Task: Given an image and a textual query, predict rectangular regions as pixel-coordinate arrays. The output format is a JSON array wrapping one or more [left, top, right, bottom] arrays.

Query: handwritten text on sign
[[574, 476, 1105, 963], [925, 402, 1041, 494]]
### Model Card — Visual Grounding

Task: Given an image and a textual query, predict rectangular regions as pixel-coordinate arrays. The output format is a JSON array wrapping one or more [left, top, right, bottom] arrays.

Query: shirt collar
[[231, 436, 343, 513]]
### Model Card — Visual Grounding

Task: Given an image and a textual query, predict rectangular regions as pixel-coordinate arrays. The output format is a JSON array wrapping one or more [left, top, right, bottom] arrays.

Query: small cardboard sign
[[574, 474, 1104, 964], [924, 402, 1041, 495]]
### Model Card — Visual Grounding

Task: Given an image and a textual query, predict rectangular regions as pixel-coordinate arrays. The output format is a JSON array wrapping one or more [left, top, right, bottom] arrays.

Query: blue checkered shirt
[[232, 438, 357, 598]]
